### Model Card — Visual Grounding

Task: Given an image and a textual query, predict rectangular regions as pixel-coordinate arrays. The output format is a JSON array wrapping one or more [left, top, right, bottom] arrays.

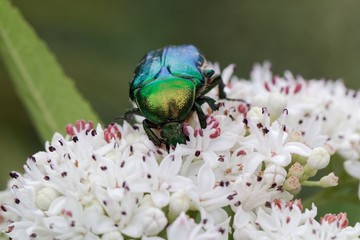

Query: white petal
[[221, 64, 236, 84], [169, 176, 194, 191], [271, 153, 291, 166], [129, 179, 151, 193], [284, 142, 311, 156], [256, 207, 278, 232], [208, 133, 238, 152], [243, 153, 265, 173], [159, 154, 181, 180], [167, 213, 193, 240], [344, 159, 360, 179], [202, 151, 219, 168], [234, 207, 252, 229], [197, 163, 215, 193]]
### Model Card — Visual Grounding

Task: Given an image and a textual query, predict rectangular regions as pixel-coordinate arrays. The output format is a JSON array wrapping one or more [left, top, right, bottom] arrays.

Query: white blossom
[[1, 62, 360, 239]]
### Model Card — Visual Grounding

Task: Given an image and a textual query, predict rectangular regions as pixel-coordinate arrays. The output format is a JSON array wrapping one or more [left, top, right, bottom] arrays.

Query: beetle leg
[[122, 108, 142, 123], [201, 75, 227, 99], [193, 102, 207, 129], [203, 75, 246, 103], [143, 119, 162, 147], [197, 96, 218, 111]]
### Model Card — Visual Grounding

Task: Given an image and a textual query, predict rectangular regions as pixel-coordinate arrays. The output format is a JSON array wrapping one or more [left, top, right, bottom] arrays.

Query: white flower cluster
[[1, 64, 360, 239]]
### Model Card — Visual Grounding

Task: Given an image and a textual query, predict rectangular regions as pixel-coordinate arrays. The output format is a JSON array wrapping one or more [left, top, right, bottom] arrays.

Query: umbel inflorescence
[[1, 63, 360, 239]]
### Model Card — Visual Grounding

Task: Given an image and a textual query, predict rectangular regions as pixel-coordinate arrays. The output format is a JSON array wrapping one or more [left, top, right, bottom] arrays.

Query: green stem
[[302, 180, 320, 187]]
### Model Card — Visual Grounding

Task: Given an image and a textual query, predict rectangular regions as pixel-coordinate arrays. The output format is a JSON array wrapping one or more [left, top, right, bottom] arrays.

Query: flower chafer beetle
[[125, 45, 228, 148]]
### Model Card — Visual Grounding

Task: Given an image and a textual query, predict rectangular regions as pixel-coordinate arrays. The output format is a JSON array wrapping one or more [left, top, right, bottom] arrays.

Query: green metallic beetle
[[125, 45, 227, 148]]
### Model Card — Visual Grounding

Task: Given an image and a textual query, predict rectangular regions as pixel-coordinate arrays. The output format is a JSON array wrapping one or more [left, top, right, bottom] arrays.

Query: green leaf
[[0, 0, 101, 141], [0, 234, 7, 240]]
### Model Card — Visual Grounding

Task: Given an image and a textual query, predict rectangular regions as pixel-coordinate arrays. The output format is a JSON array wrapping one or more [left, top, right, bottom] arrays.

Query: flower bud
[[141, 207, 168, 236], [36, 187, 59, 210], [266, 92, 287, 120], [319, 172, 338, 188], [307, 147, 330, 170], [101, 231, 124, 240], [288, 162, 304, 178], [169, 191, 190, 220], [247, 107, 263, 122], [284, 176, 300, 192], [252, 94, 267, 109], [264, 164, 287, 185], [321, 212, 348, 229]]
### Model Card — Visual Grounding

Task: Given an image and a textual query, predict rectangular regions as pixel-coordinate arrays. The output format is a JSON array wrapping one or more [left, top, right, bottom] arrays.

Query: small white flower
[[242, 109, 312, 175], [189, 163, 231, 225], [231, 173, 291, 213], [255, 200, 303, 239], [167, 212, 229, 240], [233, 206, 258, 240], [130, 152, 194, 208]]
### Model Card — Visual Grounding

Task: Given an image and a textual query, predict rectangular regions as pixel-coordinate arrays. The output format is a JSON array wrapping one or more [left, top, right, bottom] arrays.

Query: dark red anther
[[66, 120, 94, 136], [66, 124, 75, 136], [242, 118, 248, 126], [104, 123, 122, 143], [194, 129, 199, 137], [284, 86, 290, 95], [76, 120, 85, 132], [48, 146, 56, 152], [183, 124, 190, 137], [199, 129, 204, 137], [87, 121, 94, 130], [272, 75, 278, 85], [274, 199, 282, 209], [320, 213, 348, 228], [285, 200, 303, 212], [264, 82, 270, 92], [61, 209, 73, 217], [1, 205, 7, 212], [210, 128, 221, 139], [212, 120, 219, 129], [237, 104, 247, 115], [237, 150, 246, 156], [294, 82, 302, 94]]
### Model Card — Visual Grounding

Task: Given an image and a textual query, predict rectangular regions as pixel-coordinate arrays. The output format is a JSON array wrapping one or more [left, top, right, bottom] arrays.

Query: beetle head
[[160, 122, 187, 147]]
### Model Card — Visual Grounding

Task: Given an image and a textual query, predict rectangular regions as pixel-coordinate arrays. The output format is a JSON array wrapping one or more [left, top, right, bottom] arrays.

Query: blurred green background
[[1, 0, 360, 194]]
